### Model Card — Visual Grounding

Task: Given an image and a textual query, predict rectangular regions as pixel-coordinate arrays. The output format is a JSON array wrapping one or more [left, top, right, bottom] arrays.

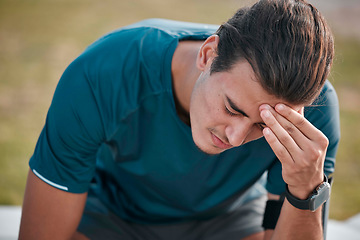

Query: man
[[19, 0, 340, 239]]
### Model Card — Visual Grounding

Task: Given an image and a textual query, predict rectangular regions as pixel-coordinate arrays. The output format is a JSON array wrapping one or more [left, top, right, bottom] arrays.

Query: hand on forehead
[[259, 103, 304, 116]]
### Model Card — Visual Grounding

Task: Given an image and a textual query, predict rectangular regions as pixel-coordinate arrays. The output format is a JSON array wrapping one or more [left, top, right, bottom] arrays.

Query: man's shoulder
[[80, 18, 217, 63], [318, 80, 338, 102], [106, 18, 219, 42], [305, 80, 340, 141], [123, 18, 218, 35], [306, 80, 339, 116]]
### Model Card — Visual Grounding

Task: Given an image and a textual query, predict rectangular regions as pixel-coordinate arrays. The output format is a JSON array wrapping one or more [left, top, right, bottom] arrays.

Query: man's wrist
[[287, 176, 324, 200], [287, 185, 316, 200], [285, 175, 330, 212]]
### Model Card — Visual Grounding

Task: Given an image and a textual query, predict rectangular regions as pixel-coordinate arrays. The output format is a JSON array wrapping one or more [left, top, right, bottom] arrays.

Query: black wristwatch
[[285, 175, 331, 212]]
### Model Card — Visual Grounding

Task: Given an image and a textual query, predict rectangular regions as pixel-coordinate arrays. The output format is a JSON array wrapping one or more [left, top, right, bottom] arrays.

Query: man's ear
[[196, 35, 219, 71]]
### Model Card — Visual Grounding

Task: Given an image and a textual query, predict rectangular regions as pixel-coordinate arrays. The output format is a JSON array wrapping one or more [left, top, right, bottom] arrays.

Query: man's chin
[[194, 137, 262, 155], [194, 142, 225, 155]]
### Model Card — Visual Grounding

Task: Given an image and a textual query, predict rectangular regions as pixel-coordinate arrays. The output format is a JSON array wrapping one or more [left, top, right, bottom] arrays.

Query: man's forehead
[[227, 90, 303, 115], [221, 61, 304, 113]]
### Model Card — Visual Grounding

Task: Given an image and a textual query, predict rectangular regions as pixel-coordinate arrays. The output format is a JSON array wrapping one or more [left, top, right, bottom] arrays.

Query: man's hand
[[259, 103, 328, 199]]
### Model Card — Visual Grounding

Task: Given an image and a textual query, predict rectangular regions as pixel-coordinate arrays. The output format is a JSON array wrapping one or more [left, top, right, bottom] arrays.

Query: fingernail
[[276, 104, 285, 111], [260, 104, 270, 111], [263, 127, 271, 135], [262, 110, 270, 118]]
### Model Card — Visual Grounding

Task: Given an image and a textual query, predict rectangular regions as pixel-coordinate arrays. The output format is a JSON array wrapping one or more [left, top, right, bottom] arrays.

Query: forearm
[[19, 169, 87, 240], [270, 199, 323, 240]]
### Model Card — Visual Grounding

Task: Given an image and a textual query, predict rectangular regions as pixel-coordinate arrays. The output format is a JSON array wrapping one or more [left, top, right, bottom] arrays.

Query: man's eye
[[225, 106, 238, 116]]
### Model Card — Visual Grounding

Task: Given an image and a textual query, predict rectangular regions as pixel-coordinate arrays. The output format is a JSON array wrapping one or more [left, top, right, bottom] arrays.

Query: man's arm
[[260, 104, 329, 240], [19, 169, 87, 240], [263, 193, 323, 240], [271, 198, 323, 239]]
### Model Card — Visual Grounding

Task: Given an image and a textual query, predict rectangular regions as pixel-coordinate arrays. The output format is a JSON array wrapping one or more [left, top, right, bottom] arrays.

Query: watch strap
[[285, 175, 328, 210], [285, 184, 311, 210]]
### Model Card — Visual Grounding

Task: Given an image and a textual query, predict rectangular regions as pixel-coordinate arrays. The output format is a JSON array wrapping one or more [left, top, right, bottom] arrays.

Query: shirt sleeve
[[29, 55, 106, 193], [266, 81, 341, 195], [29, 25, 181, 193]]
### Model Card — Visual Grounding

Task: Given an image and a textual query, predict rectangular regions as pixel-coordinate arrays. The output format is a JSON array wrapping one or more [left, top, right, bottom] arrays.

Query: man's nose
[[225, 121, 251, 147]]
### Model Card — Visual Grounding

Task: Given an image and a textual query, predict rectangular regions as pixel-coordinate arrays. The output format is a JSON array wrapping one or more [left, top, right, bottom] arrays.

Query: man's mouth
[[211, 132, 233, 150]]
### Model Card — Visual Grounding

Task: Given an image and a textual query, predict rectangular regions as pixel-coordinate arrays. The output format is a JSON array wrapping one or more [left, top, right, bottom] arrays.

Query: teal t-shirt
[[29, 19, 340, 224]]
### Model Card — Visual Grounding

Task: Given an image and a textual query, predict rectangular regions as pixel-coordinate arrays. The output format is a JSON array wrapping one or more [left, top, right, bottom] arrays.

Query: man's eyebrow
[[226, 95, 267, 127], [226, 96, 249, 117]]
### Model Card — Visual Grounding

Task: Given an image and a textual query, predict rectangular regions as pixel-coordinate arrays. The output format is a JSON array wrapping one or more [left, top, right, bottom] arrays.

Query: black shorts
[[78, 193, 267, 240]]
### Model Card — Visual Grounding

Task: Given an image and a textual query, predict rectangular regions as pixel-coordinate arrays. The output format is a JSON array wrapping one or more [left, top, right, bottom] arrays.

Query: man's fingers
[[275, 104, 324, 142], [260, 108, 303, 164], [260, 107, 306, 152], [262, 127, 294, 165], [260, 105, 310, 151]]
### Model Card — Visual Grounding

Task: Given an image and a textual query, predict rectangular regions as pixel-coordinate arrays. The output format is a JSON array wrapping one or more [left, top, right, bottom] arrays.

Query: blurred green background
[[0, 0, 359, 220]]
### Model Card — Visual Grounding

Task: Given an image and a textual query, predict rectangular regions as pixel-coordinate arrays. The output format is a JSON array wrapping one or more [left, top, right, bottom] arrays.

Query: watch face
[[310, 182, 331, 212]]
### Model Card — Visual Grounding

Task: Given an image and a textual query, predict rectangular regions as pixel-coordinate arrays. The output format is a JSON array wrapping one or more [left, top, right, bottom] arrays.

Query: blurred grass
[[0, 0, 359, 220], [329, 36, 360, 219], [0, 0, 244, 205]]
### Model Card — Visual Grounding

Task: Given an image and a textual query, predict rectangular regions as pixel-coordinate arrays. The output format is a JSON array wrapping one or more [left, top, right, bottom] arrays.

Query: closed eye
[[225, 105, 241, 117], [226, 96, 249, 117], [257, 123, 266, 130]]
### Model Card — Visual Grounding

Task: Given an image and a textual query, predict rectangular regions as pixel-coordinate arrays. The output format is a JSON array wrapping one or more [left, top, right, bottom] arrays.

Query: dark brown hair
[[211, 0, 334, 105]]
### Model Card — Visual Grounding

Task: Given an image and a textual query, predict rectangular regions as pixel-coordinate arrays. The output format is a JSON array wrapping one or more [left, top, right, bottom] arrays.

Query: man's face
[[189, 60, 296, 155]]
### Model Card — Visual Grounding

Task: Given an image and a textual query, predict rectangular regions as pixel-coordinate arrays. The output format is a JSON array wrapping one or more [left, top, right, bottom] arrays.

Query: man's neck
[[171, 40, 203, 124]]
